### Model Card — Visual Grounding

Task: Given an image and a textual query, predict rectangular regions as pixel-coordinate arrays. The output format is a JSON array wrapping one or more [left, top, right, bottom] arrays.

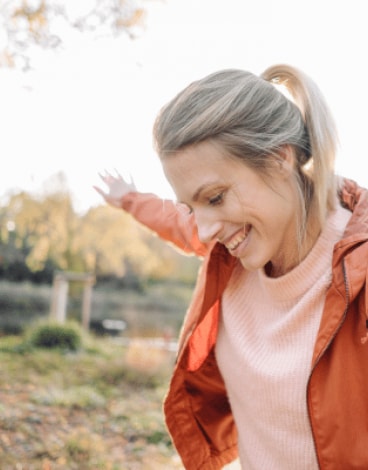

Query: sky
[[1, 0, 368, 213]]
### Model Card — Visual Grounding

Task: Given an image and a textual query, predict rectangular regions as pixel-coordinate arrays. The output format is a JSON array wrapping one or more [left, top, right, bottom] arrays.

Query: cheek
[[246, 196, 292, 235], [226, 191, 252, 218], [265, 198, 296, 240]]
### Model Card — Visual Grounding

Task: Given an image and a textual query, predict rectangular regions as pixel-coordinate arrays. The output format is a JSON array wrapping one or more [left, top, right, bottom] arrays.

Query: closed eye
[[209, 192, 224, 206]]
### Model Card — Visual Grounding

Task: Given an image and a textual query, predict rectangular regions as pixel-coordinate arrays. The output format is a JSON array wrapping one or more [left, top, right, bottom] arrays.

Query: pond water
[[0, 281, 190, 340], [86, 305, 184, 343]]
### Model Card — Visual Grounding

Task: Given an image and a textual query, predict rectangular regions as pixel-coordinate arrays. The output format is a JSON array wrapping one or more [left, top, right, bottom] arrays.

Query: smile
[[224, 226, 251, 252]]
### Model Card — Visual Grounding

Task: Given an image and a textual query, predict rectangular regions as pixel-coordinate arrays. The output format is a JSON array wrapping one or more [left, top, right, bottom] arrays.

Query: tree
[[4, 189, 79, 272], [0, 183, 199, 284], [0, 0, 153, 70], [78, 204, 166, 278]]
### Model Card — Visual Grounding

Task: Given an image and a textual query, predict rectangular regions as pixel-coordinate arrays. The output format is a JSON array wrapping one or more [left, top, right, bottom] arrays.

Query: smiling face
[[162, 140, 302, 276]]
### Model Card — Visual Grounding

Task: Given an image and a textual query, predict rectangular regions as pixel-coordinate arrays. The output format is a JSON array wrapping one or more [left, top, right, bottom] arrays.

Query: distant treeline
[[0, 187, 200, 286]]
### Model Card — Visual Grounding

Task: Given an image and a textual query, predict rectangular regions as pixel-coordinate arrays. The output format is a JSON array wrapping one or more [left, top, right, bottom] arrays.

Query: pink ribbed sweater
[[216, 204, 351, 470]]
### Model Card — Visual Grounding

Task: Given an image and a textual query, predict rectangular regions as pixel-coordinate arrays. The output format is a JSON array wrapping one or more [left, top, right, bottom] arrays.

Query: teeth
[[226, 233, 247, 251]]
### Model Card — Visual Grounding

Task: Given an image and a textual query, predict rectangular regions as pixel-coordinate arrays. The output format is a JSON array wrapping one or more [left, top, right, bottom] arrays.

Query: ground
[[0, 335, 184, 469]]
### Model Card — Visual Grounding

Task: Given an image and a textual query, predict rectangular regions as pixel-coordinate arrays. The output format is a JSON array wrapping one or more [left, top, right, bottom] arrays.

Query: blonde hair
[[153, 65, 338, 238]]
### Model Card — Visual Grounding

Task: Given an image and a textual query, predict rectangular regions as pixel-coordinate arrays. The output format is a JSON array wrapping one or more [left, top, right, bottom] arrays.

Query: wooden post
[[81, 278, 94, 330], [50, 271, 95, 330], [50, 274, 69, 324]]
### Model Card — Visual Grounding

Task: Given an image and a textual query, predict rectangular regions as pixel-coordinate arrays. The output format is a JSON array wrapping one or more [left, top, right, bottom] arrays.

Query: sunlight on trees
[[0, 1, 197, 285], [0, 182, 199, 284]]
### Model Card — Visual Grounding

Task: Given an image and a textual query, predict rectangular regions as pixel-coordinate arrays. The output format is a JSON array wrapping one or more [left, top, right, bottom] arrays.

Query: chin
[[239, 257, 264, 272]]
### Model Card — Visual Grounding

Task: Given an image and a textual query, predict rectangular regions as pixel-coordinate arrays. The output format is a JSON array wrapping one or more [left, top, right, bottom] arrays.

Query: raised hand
[[94, 170, 136, 208]]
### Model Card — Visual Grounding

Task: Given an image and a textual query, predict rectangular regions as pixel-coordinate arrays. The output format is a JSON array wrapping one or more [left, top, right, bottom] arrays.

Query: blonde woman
[[96, 65, 368, 469]]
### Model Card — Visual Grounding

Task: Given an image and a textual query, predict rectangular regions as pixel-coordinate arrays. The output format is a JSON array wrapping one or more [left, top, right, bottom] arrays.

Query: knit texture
[[215, 204, 351, 469]]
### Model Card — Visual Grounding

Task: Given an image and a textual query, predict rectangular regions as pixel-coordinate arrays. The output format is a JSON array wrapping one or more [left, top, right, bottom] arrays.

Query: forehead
[[161, 141, 242, 195]]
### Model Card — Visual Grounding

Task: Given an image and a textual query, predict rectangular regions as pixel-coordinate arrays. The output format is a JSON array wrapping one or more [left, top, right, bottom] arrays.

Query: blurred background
[[1, 0, 368, 212], [1, 0, 367, 330], [0, 1, 367, 467]]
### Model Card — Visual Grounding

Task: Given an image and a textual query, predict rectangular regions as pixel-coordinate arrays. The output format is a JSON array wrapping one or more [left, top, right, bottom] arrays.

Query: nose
[[195, 210, 223, 244]]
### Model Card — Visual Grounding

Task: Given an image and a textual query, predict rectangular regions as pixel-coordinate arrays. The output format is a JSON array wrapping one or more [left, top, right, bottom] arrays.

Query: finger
[[113, 168, 122, 179], [93, 185, 106, 197], [98, 171, 110, 183]]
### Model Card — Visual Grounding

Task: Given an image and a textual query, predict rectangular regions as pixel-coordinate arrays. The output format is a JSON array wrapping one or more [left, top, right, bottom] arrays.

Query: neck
[[266, 207, 323, 278]]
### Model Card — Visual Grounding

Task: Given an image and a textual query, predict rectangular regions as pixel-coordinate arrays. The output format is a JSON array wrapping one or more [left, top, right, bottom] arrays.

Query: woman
[[96, 65, 368, 469]]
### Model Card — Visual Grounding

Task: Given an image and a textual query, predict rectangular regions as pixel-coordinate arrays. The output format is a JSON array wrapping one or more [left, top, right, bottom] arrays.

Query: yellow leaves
[[1, 187, 199, 282], [0, 432, 11, 447], [26, 236, 50, 271], [116, 7, 146, 28], [0, 50, 14, 68], [13, 0, 48, 38]]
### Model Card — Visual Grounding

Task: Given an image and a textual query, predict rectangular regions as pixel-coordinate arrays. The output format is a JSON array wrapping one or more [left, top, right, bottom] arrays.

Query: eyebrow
[[192, 182, 218, 202]]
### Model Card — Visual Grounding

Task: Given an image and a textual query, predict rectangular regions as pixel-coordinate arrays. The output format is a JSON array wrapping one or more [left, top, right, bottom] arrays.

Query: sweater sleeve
[[120, 192, 208, 258]]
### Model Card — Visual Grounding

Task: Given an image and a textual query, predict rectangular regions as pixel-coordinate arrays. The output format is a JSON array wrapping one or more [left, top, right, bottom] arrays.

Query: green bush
[[28, 321, 83, 351]]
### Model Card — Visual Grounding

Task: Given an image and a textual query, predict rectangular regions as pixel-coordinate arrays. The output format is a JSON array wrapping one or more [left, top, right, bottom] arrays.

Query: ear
[[276, 145, 295, 177]]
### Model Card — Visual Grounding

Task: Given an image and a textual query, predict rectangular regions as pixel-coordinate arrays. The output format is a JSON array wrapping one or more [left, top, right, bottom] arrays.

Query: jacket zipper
[[306, 259, 349, 470]]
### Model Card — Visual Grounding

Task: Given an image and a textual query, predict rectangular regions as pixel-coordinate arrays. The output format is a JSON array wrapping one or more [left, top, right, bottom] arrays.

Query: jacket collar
[[311, 179, 368, 365], [334, 178, 368, 300]]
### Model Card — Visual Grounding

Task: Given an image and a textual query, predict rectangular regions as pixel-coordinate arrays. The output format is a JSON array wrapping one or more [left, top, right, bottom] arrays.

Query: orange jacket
[[122, 179, 368, 470]]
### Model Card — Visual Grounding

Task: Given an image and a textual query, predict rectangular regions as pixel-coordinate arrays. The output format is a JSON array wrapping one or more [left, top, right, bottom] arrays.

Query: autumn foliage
[[0, 187, 200, 285]]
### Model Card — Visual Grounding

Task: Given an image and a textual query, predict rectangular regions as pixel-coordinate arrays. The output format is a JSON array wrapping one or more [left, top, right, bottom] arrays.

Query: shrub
[[28, 321, 83, 351]]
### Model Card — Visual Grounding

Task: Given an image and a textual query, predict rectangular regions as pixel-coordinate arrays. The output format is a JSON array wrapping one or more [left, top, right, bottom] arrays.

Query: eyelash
[[177, 191, 225, 216], [208, 192, 224, 206]]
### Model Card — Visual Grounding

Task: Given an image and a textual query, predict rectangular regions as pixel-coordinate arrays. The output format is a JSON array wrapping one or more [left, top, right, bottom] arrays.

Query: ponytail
[[261, 65, 338, 225]]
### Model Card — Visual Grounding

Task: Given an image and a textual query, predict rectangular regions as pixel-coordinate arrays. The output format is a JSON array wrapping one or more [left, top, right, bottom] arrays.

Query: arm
[[94, 171, 208, 257]]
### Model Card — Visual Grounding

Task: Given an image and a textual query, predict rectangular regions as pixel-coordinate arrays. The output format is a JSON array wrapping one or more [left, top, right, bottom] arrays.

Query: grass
[[0, 333, 183, 469], [0, 280, 192, 468]]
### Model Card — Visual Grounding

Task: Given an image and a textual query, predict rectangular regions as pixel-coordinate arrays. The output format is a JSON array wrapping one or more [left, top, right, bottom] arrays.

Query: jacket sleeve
[[120, 192, 208, 258]]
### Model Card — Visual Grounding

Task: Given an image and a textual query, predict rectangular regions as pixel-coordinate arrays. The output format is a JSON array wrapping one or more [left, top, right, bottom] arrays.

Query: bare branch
[[0, 0, 150, 70]]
